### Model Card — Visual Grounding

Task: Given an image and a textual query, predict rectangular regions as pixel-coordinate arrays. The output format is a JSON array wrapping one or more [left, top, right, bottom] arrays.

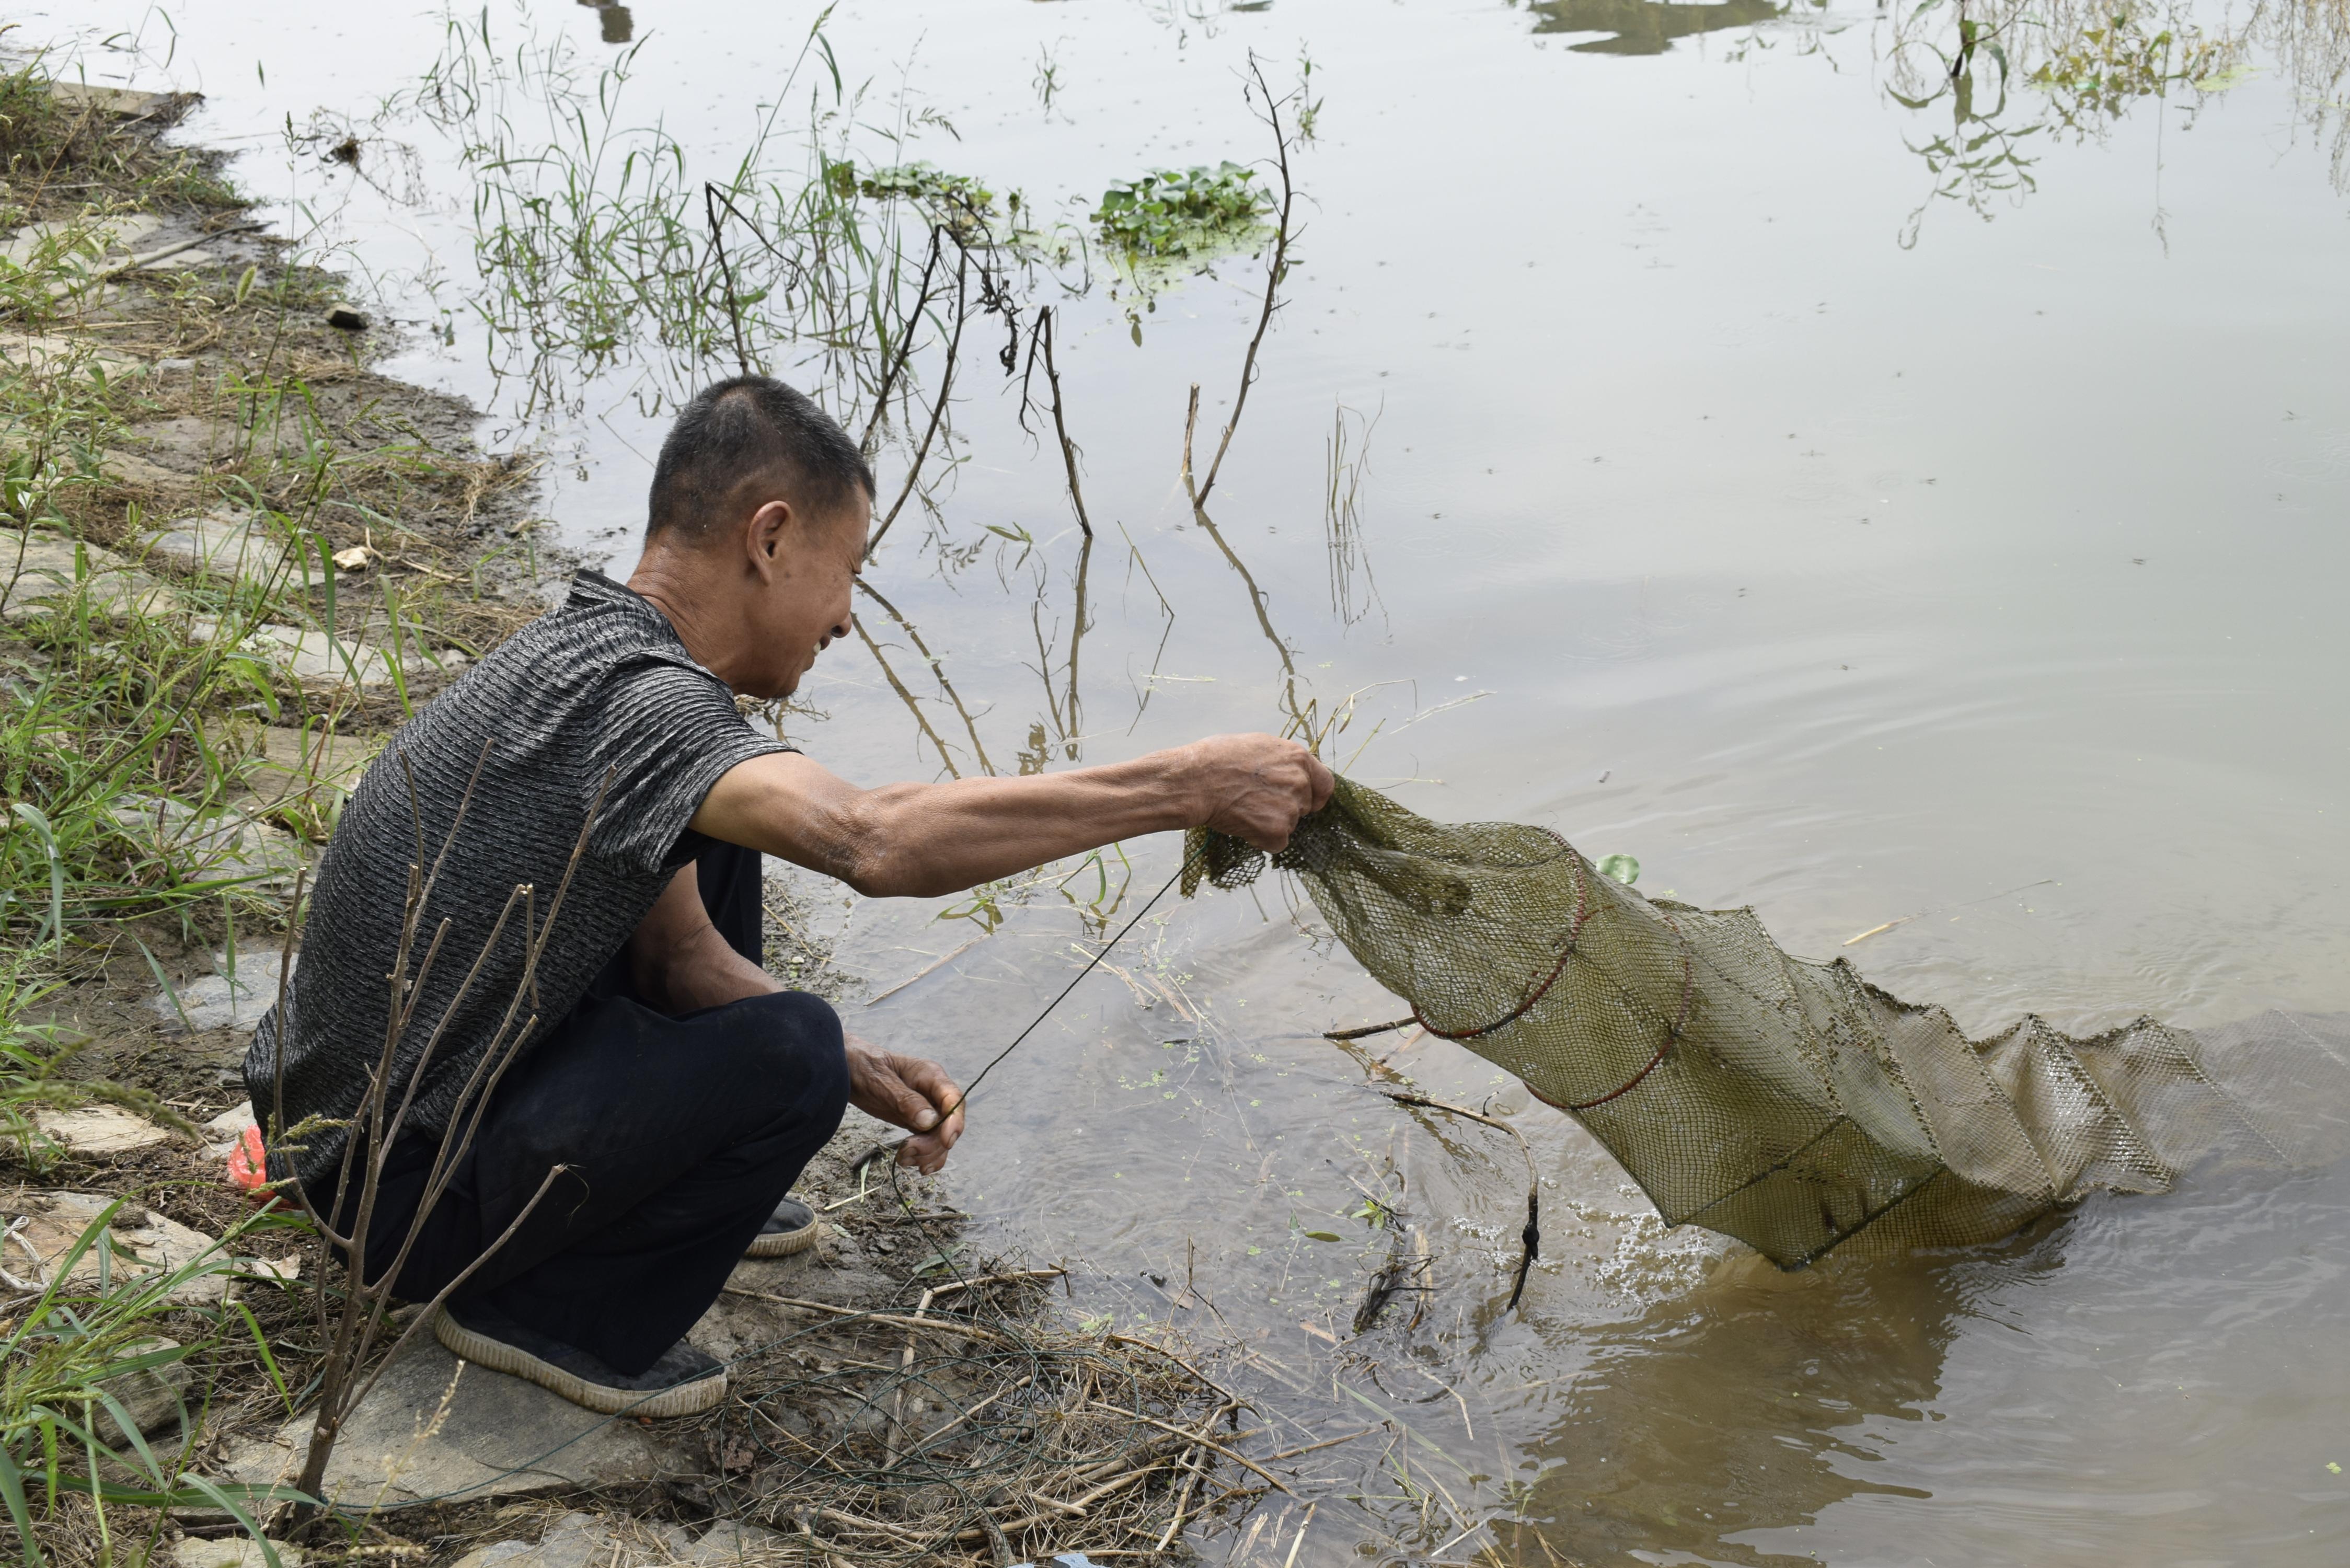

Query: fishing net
[[1188, 778, 2350, 1270]]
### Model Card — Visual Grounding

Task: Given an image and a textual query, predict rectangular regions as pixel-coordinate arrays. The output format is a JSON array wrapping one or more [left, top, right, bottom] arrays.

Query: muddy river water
[[34, 0, 2350, 1560]]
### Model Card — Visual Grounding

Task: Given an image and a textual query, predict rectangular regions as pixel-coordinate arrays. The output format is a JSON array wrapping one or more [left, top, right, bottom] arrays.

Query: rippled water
[[34, 0, 2350, 1559]]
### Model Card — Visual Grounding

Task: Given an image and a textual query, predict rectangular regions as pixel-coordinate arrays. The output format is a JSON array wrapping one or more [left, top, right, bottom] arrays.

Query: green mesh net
[[1188, 777, 2339, 1270]]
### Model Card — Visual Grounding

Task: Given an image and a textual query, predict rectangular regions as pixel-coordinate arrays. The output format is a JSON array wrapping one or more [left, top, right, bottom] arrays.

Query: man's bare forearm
[[693, 733, 1330, 901], [701, 748, 1202, 898]]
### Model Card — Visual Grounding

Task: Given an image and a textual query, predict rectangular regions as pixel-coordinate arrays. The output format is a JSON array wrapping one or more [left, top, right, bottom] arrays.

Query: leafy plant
[[855, 162, 1001, 229], [1092, 162, 1271, 258]]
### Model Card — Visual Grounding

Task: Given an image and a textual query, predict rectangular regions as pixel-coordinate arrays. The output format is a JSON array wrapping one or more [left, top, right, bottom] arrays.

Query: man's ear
[[743, 498, 794, 581]]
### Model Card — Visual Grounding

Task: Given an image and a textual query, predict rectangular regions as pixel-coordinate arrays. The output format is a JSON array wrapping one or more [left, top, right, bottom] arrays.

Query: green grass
[[0, 49, 556, 1559], [1, 1196, 305, 1567]]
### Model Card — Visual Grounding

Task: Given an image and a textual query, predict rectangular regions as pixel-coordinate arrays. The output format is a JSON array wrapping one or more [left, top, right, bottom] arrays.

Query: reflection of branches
[[1189, 505, 1301, 726], [1118, 522, 1179, 734], [1885, 0, 2254, 246], [702, 182, 755, 377], [1324, 400, 1381, 629], [854, 577, 997, 776], [1021, 306, 1094, 538], [1195, 54, 1301, 509], [859, 226, 946, 453], [2030, 13, 2231, 131], [1065, 532, 1092, 757], [1896, 72, 2041, 248], [851, 612, 964, 778], [1021, 534, 1093, 763], [1169, 57, 1313, 732], [868, 241, 972, 558], [2253, 0, 2350, 191]]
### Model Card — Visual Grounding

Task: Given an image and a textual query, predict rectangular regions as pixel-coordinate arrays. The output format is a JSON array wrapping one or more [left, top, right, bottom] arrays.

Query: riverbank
[[1, 55, 1238, 1568]]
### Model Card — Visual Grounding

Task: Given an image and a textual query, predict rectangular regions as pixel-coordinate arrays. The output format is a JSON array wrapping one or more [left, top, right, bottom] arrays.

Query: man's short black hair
[[646, 375, 875, 543]]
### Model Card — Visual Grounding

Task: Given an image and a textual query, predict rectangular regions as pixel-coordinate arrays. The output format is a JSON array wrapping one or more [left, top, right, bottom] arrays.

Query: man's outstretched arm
[[689, 733, 1332, 900]]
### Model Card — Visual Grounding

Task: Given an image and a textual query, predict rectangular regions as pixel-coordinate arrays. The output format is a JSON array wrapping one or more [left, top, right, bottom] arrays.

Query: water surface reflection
[[1528, 0, 1785, 55], [1511, 1244, 2007, 1564]]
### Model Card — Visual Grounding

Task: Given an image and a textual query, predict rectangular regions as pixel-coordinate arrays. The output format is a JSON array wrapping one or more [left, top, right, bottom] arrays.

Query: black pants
[[326, 845, 848, 1376]]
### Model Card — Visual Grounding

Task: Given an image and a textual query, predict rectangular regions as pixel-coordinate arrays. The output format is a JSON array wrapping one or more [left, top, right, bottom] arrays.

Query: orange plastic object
[[226, 1124, 268, 1197]]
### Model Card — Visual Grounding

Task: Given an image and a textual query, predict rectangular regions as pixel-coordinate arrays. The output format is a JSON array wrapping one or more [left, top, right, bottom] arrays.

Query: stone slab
[[31, 1103, 175, 1156], [449, 1512, 690, 1568], [103, 451, 193, 490], [674, 1521, 791, 1564], [114, 800, 309, 901], [94, 1336, 196, 1442], [0, 332, 144, 376], [2, 530, 425, 691], [149, 948, 292, 1034], [191, 617, 404, 691], [2, 213, 165, 267], [125, 414, 239, 474], [244, 724, 379, 810], [223, 1334, 688, 1508], [448, 1514, 793, 1568], [172, 1540, 305, 1568], [45, 83, 176, 119], [1, 1189, 230, 1307], [2, 528, 181, 622], [140, 508, 294, 589], [200, 1103, 256, 1159]]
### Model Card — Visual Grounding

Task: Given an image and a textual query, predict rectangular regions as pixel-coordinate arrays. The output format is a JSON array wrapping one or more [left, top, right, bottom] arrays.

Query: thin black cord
[[877, 846, 1201, 1315], [924, 843, 1201, 1132]]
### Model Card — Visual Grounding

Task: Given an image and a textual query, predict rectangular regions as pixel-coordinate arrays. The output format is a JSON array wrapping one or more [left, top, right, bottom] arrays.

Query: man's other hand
[[846, 1037, 966, 1172], [1190, 734, 1335, 854]]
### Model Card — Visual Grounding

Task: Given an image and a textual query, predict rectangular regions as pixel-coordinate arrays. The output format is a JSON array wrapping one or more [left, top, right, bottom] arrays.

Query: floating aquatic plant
[[1092, 162, 1271, 259]]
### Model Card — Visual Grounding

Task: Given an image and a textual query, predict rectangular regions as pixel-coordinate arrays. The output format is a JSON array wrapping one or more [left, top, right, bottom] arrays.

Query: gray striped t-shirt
[[245, 571, 790, 1188]]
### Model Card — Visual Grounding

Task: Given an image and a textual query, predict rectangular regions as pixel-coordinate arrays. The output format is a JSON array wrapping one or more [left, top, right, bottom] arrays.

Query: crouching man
[[247, 375, 1331, 1416]]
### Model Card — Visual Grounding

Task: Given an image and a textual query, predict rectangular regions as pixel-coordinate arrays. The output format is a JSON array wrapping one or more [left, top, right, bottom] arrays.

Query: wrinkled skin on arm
[[690, 737, 1331, 899]]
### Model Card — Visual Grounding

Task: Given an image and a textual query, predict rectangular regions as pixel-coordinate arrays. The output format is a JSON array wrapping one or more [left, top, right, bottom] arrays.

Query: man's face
[[757, 490, 871, 699]]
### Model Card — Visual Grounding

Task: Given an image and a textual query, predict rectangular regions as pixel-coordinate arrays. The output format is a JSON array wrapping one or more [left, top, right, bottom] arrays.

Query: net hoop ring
[[1416, 849, 1698, 1114]]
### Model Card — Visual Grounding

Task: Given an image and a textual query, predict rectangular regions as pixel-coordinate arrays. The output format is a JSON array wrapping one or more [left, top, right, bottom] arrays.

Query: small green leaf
[[1301, 1230, 1342, 1243], [1598, 854, 1641, 887]]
